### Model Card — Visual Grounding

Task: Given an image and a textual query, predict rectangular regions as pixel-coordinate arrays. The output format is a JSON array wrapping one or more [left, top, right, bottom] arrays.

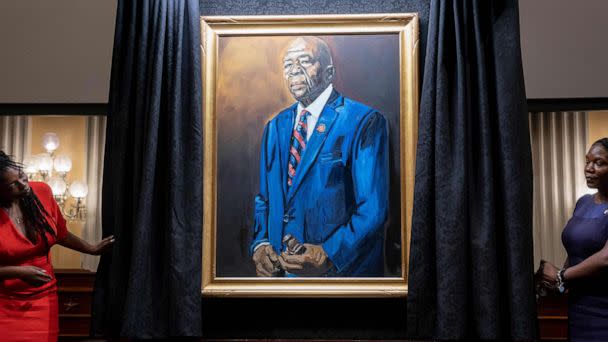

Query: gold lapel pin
[[316, 123, 326, 133]]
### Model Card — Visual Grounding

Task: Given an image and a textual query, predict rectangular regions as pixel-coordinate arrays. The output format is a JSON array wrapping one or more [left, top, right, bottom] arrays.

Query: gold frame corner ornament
[[201, 13, 419, 297]]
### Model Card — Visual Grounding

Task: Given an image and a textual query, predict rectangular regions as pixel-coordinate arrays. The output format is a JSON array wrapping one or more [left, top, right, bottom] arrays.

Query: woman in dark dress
[[0, 151, 114, 341], [542, 137, 608, 341]]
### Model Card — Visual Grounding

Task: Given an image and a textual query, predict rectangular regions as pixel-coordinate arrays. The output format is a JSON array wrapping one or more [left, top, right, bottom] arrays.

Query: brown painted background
[[215, 34, 402, 277]]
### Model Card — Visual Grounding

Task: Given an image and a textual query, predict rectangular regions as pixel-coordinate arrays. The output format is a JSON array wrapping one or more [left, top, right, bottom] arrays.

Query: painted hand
[[252, 244, 280, 277], [279, 243, 333, 276]]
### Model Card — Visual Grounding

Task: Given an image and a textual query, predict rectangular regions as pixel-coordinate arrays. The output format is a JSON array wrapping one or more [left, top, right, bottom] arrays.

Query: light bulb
[[47, 178, 67, 196], [69, 181, 88, 198], [22, 156, 39, 174], [41, 133, 60, 153], [53, 155, 72, 173], [37, 154, 53, 172]]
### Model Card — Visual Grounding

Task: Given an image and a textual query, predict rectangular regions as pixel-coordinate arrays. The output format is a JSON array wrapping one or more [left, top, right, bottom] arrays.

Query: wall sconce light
[[22, 132, 87, 222]]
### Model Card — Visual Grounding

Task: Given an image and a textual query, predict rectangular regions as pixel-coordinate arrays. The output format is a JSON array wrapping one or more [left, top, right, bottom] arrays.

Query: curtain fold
[[91, 0, 202, 338], [82, 116, 107, 271], [0, 116, 31, 161], [406, 0, 536, 340], [530, 111, 588, 267]]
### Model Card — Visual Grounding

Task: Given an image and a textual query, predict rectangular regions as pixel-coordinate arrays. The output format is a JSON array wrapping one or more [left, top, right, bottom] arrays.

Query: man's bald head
[[282, 36, 335, 106], [285, 37, 333, 70]]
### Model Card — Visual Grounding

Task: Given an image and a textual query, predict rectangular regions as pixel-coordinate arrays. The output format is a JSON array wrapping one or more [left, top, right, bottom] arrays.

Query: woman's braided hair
[[0, 151, 56, 248]]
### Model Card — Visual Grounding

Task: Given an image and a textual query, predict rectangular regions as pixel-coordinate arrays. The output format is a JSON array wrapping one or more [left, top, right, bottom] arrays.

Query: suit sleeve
[[250, 123, 271, 254], [321, 112, 390, 273]]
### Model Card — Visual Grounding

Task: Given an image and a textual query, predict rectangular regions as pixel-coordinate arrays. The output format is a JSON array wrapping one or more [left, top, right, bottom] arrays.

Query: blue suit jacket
[[251, 91, 390, 276]]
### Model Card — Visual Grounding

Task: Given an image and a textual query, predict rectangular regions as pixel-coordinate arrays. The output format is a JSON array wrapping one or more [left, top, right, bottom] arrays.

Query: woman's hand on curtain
[[59, 231, 114, 256], [89, 235, 115, 255]]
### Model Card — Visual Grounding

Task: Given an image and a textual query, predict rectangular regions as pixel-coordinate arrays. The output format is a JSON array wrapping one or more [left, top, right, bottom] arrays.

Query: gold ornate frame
[[201, 14, 418, 297]]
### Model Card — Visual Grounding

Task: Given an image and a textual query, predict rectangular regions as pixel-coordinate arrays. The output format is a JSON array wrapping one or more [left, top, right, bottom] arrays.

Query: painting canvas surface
[[215, 34, 402, 278]]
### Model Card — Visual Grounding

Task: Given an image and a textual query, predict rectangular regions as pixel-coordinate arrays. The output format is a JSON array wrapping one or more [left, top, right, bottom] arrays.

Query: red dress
[[0, 182, 68, 342]]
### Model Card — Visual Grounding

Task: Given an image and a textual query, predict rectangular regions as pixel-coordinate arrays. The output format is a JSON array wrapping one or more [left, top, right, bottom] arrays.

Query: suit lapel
[[278, 105, 297, 200], [287, 91, 343, 202]]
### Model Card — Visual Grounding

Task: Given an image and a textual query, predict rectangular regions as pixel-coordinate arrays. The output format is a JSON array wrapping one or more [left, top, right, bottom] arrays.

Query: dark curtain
[[407, 0, 536, 340], [197, 1, 428, 339], [91, 0, 202, 338]]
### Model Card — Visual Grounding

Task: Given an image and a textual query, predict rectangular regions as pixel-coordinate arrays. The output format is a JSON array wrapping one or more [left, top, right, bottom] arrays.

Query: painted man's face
[[282, 38, 327, 104]]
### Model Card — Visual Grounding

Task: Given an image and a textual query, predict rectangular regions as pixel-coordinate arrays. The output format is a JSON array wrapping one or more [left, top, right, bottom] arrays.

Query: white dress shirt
[[294, 84, 334, 141]]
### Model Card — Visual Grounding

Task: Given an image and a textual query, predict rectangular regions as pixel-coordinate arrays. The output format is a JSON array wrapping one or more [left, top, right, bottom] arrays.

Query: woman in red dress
[[0, 151, 114, 341]]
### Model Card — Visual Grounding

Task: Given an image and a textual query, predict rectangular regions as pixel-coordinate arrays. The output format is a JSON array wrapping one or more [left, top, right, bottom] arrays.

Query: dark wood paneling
[[537, 294, 568, 342], [58, 291, 93, 315], [53, 273, 570, 341], [55, 269, 95, 339]]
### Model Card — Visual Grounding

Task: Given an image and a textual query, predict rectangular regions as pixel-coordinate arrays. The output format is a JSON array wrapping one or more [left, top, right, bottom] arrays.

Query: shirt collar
[[296, 84, 334, 119]]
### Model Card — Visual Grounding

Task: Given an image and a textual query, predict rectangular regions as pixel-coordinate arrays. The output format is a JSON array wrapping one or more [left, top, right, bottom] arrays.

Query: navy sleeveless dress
[[562, 194, 608, 341]]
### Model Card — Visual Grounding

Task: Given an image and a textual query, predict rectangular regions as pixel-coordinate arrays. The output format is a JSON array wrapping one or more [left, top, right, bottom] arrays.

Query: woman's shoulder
[[29, 181, 53, 198], [573, 193, 608, 218], [572, 194, 593, 212], [577, 194, 594, 203]]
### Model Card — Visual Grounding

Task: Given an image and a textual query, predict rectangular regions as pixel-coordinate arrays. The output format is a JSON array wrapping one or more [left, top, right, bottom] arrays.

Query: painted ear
[[324, 65, 335, 82]]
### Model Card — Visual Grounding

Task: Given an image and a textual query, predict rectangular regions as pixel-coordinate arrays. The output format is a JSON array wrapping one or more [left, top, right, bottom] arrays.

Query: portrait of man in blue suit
[[250, 36, 390, 277]]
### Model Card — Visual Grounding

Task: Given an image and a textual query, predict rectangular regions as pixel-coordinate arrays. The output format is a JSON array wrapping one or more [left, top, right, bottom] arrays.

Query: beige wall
[[0, 1, 116, 103], [519, 0, 608, 98], [29, 116, 87, 268], [587, 111, 608, 147], [1, 1, 607, 102]]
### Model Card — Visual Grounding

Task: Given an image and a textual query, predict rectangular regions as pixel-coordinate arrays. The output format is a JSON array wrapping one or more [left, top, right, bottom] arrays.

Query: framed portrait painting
[[201, 14, 418, 297]]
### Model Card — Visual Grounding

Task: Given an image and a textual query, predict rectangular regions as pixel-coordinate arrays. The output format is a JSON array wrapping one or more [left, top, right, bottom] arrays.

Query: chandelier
[[22, 132, 88, 222]]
